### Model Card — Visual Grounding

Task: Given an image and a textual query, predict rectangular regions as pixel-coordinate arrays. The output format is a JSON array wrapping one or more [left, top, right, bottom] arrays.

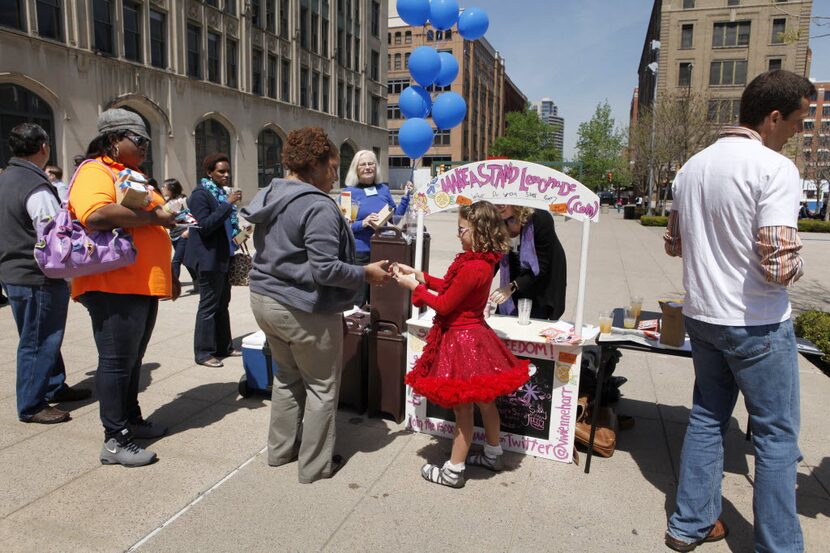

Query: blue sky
[[448, 0, 830, 159]]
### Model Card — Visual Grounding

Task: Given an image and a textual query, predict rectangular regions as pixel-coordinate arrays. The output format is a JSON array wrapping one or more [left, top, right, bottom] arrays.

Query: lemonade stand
[[404, 160, 601, 463]]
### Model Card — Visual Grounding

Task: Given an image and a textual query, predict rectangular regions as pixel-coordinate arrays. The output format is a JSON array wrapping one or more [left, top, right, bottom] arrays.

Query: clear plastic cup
[[351, 201, 360, 222], [517, 298, 532, 325], [598, 311, 613, 334], [623, 307, 637, 329], [630, 295, 643, 318]]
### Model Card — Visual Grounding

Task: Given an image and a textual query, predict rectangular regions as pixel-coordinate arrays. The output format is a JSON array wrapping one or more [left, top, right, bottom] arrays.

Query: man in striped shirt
[[663, 70, 814, 553]]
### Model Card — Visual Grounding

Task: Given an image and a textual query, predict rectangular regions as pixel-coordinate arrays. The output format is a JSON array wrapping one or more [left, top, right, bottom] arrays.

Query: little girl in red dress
[[392, 201, 529, 488]]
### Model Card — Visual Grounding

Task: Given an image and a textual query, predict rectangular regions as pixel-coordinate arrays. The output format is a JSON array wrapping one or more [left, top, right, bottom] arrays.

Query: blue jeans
[[2, 281, 69, 419], [668, 317, 803, 553]]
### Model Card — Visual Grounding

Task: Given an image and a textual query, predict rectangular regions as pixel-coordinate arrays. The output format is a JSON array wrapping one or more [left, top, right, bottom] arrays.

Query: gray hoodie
[[241, 178, 363, 314]]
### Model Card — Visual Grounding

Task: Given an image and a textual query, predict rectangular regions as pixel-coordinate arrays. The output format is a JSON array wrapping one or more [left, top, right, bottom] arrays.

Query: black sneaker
[[100, 437, 157, 467]]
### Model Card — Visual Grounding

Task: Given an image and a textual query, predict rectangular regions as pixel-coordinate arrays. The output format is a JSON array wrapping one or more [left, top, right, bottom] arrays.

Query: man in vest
[[0, 123, 91, 424]]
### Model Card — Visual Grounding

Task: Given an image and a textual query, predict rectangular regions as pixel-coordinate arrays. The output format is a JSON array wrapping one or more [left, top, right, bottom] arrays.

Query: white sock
[[484, 443, 503, 457], [444, 460, 465, 473]]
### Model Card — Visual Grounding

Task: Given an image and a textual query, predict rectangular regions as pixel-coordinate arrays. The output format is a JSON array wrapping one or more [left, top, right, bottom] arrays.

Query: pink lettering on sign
[[567, 196, 599, 219], [438, 162, 583, 203], [551, 387, 574, 461]]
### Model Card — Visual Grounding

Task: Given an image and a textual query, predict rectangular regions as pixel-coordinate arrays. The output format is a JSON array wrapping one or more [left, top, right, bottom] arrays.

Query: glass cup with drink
[[598, 311, 613, 334]]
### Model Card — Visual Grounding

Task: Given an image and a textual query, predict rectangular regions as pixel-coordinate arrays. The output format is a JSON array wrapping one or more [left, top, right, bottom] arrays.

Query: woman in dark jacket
[[490, 206, 567, 320], [184, 153, 242, 367]]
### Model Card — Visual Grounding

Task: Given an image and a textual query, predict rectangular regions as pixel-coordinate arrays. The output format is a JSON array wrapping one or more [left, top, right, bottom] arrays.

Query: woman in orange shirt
[[69, 109, 179, 467]]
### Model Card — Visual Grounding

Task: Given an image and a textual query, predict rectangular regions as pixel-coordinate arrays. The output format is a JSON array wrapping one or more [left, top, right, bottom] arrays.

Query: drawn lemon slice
[[434, 191, 451, 208]]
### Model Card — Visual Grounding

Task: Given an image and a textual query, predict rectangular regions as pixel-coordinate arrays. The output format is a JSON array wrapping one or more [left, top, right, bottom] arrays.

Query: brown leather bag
[[574, 396, 618, 458]]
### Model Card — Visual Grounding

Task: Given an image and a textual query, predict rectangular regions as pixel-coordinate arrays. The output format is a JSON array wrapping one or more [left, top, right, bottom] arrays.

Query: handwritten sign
[[413, 160, 601, 223]]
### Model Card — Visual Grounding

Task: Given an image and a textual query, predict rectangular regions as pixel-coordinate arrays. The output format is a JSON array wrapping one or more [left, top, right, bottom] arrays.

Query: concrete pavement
[[0, 209, 828, 552]]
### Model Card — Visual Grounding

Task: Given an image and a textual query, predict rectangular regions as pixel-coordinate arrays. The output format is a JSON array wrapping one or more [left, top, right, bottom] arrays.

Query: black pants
[[194, 270, 232, 362], [79, 292, 158, 441], [353, 251, 371, 307], [172, 238, 198, 284]]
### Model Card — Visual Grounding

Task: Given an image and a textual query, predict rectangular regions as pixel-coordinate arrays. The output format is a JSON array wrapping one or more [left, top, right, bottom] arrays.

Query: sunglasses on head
[[122, 131, 150, 148]]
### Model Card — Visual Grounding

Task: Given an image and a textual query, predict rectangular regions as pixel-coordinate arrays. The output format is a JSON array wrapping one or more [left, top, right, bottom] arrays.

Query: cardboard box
[[115, 169, 150, 209], [659, 300, 685, 347], [339, 191, 352, 220], [370, 205, 394, 228]]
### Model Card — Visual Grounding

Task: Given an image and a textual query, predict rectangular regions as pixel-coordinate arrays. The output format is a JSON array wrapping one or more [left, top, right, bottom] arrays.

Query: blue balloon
[[399, 118, 434, 159], [457, 7, 490, 40], [399, 86, 433, 119], [435, 52, 459, 87], [408, 46, 441, 87], [431, 92, 467, 130], [396, 0, 430, 26], [429, 0, 459, 32]]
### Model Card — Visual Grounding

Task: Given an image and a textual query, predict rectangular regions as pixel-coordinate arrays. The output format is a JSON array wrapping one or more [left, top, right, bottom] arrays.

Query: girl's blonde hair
[[344, 150, 383, 187], [513, 206, 535, 226], [459, 201, 510, 254]]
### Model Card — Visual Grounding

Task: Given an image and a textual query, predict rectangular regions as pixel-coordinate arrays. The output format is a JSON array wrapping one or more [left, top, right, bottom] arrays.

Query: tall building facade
[[0, 0, 389, 193], [531, 97, 565, 158], [636, 0, 812, 127], [386, 7, 526, 183], [804, 80, 830, 185]]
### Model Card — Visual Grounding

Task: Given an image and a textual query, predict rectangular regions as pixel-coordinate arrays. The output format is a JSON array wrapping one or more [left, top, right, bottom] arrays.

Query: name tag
[[364, 186, 378, 197]]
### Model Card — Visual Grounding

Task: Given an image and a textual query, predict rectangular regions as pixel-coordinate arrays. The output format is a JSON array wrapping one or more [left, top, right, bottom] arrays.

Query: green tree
[[575, 101, 629, 191], [490, 107, 562, 162]]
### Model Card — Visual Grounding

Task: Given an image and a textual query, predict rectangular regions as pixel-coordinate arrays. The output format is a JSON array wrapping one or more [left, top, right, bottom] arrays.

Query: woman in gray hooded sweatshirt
[[242, 127, 390, 484]]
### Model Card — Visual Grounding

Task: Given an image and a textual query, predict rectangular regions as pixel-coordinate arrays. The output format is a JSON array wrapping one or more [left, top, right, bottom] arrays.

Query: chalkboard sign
[[425, 356, 555, 440]]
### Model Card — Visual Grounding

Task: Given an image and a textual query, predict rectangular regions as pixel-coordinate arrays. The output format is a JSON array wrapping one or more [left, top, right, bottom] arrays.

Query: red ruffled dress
[[405, 251, 530, 408]]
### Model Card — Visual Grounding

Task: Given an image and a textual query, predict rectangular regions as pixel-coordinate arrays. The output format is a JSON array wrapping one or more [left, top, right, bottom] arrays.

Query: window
[[187, 24, 201, 78], [36, 0, 62, 40], [371, 1, 380, 37], [404, 52, 410, 69], [266, 1, 275, 33], [444, 30, 452, 40], [371, 95, 381, 126], [0, 0, 25, 30], [388, 156, 409, 168], [226, 38, 238, 88], [321, 18, 328, 56], [405, 31, 412, 44], [354, 37, 359, 68], [354, 86, 360, 120], [387, 78, 410, 95], [426, 30, 434, 41], [280, 0, 289, 39], [394, 53, 401, 70], [371, 50, 380, 81], [768, 58, 782, 71], [251, 0, 261, 28], [339, 142, 355, 184], [194, 119, 230, 178], [826, 91, 830, 102], [257, 129, 283, 188], [394, 32, 401, 45], [345, 84, 352, 119], [709, 60, 747, 86], [680, 24, 693, 49], [771, 19, 786, 44], [252, 47, 263, 95], [205, 0, 218, 6], [149, 10, 166, 68], [707, 98, 741, 124], [678, 62, 693, 87], [388, 129, 399, 146], [207, 32, 220, 83], [435, 129, 451, 146], [823, 105, 830, 117], [224, 0, 236, 16], [808, 105, 816, 117], [281, 59, 290, 101], [387, 104, 401, 119], [93, 0, 114, 55], [683, 0, 694, 8], [322, 76, 330, 112], [312, 71, 320, 109], [268, 55, 277, 98], [727, 0, 740, 5], [804, 136, 813, 148], [0, 84, 56, 168], [300, 3, 308, 49], [124, 1, 143, 61], [300, 67, 309, 107], [338, 81, 344, 117], [311, 12, 319, 53], [803, 120, 814, 132], [712, 21, 751, 48]]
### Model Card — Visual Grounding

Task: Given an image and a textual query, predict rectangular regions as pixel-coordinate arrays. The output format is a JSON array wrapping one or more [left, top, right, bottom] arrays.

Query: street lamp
[[645, 39, 661, 215]]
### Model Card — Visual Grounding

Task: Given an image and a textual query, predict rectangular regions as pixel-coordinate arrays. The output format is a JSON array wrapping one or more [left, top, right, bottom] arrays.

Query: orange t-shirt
[[68, 157, 172, 299]]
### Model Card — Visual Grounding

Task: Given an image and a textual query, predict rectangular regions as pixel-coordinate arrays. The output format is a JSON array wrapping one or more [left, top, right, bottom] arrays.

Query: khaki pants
[[250, 292, 344, 483]]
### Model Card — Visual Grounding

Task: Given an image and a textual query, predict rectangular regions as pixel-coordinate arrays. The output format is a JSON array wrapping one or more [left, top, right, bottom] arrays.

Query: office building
[[531, 97, 565, 159], [0, 0, 389, 192]]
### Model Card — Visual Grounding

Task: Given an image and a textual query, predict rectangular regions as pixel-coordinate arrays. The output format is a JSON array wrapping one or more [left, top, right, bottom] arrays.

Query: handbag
[[228, 241, 252, 286], [574, 396, 618, 458], [34, 160, 137, 279]]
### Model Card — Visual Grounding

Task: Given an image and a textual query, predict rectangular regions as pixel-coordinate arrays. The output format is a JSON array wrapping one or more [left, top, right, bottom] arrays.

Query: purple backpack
[[34, 160, 137, 279]]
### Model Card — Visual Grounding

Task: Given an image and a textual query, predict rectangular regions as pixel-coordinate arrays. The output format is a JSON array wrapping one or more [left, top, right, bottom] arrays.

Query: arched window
[[121, 106, 154, 179], [394, 32, 401, 45], [445, 30, 452, 40], [426, 30, 434, 41], [257, 129, 283, 188], [394, 53, 401, 70], [0, 83, 55, 168], [194, 118, 230, 180], [339, 142, 355, 185], [404, 31, 412, 44]]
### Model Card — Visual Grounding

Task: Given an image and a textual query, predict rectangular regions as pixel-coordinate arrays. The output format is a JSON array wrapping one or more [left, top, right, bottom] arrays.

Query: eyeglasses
[[502, 216, 517, 226], [123, 131, 150, 148], [457, 226, 470, 237]]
